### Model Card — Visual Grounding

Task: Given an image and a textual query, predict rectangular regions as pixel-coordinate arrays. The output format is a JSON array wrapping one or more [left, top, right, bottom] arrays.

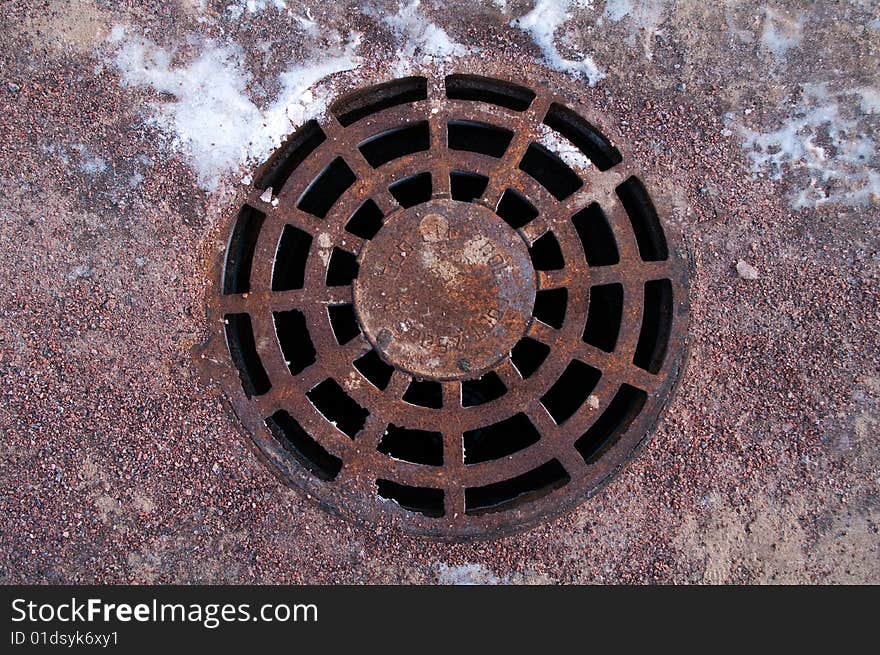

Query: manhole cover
[[203, 73, 689, 540]]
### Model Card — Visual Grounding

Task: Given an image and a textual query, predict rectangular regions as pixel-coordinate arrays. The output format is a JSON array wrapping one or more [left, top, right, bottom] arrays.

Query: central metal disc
[[354, 199, 536, 381]]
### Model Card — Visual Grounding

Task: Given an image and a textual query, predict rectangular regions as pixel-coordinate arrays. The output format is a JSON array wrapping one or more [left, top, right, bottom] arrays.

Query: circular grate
[[204, 73, 689, 540]]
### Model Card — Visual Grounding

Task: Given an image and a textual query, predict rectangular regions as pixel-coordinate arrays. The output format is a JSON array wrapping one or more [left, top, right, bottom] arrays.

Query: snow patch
[[538, 125, 593, 171], [108, 26, 361, 191], [379, 0, 470, 75], [739, 84, 880, 209], [601, 0, 666, 60], [436, 563, 501, 585], [759, 8, 804, 59], [512, 0, 604, 85]]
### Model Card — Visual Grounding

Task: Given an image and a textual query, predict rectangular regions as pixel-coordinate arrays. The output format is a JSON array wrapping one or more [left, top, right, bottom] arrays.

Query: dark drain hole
[[529, 231, 564, 270], [378, 424, 443, 466], [403, 379, 443, 409], [461, 371, 507, 407], [377, 479, 445, 517], [445, 74, 535, 112], [510, 337, 550, 379], [447, 120, 514, 158], [465, 459, 569, 515], [519, 142, 583, 200], [389, 172, 432, 207], [345, 199, 384, 239], [223, 205, 265, 295], [543, 103, 622, 172], [572, 202, 619, 266], [326, 247, 359, 286], [450, 171, 489, 202], [274, 309, 316, 374], [463, 412, 540, 464], [224, 313, 271, 398], [616, 177, 668, 262], [540, 359, 601, 424], [533, 288, 567, 328], [272, 224, 312, 291], [353, 350, 394, 390], [575, 384, 646, 464], [254, 120, 326, 191], [359, 121, 430, 168], [633, 279, 673, 374], [583, 283, 623, 353], [266, 409, 342, 481], [297, 157, 356, 218], [331, 76, 428, 127], [307, 378, 368, 438], [328, 304, 360, 345], [495, 188, 538, 229]]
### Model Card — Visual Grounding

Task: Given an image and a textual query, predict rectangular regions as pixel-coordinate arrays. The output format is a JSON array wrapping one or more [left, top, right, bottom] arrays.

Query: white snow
[[436, 563, 501, 585], [379, 0, 470, 75], [538, 125, 593, 171], [108, 26, 361, 192], [600, 0, 666, 60], [759, 8, 804, 59], [739, 83, 880, 209], [512, 0, 604, 85]]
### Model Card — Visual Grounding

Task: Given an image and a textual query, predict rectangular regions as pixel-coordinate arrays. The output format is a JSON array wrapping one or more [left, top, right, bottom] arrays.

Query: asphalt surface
[[0, 0, 877, 583]]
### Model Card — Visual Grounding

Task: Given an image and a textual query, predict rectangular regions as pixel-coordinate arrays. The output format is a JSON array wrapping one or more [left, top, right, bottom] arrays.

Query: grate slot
[[461, 371, 507, 407], [495, 188, 538, 229], [447, 120, 514, 158], [510, 337, 551, 379], [377, 479, 445, 517], [224, 313, 271, 398], [223, 205, 265, 295], [403, 379, 443, 409], [307, 378, 369, 438], [465, 459, 569, 515], [450, 171, 489, 202], [345, 199, 384, 240], [359, 121, 430, 168], [272, 224, 312, 291], [463, 412, 540, 464], [533, 288, 567, 329], [633, 279, 673, 374], [540, 359, 601, 424], [529, 231, 565, 270], [616, 176, 668, 261], [543, 103, 622, 171], [297, 157, 356, 218], [519, 143, 583, 200], [331, 76, 428, 127], [353, 350, 395, 390], [378, 424, 443, 466], [575, 384, 647, 464], [328, 304, 360, 345], [266, 410, 342, 481], [572, 202, 619, 266], [254, 120, 326, 191], [389, 172, 432, 207], [583, 283, 623, 353], [325, 248, 359, 286], [445, 74, 535, 111], [274, 309, 316, 374]]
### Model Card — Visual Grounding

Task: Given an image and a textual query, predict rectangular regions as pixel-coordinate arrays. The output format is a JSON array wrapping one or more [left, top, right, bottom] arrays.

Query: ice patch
[[108, 26, 361, 191], [739, 84, 880, 209], [512, 0, 604, 84], [759, 8, 804, 59], [600, 0, 666, 60], [379, 0, 470, 74], [602, 0, 632, 22], [436, 563, 501, 585]]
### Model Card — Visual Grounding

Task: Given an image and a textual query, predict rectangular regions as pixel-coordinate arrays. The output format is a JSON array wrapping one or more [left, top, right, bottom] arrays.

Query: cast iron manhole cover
[[203, 73, 689, 540]]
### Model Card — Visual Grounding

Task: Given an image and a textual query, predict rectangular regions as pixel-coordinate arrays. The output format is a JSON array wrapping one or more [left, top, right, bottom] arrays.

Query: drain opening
[[211, 72, 688, 539]]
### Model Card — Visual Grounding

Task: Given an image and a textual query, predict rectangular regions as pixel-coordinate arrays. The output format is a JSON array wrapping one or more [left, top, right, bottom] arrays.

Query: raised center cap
[[354, 199, 536, 381]]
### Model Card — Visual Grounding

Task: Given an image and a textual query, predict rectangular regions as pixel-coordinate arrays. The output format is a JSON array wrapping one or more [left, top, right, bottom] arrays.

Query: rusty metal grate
[[203, 73, 689, 540]]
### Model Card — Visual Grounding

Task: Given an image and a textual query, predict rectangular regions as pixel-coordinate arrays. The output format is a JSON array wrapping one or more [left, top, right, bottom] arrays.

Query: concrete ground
[[0, 0, 877, 583]]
